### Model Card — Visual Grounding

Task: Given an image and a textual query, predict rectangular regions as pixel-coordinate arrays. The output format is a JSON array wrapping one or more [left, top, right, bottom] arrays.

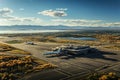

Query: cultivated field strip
[[20, 70, 68, 80]]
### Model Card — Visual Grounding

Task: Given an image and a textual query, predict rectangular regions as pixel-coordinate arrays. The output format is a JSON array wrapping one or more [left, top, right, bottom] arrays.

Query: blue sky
[[0, 0, 120, 27]]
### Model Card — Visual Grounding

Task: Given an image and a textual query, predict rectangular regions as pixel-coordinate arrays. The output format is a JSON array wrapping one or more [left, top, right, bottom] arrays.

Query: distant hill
[[0, 25, 120, 31]]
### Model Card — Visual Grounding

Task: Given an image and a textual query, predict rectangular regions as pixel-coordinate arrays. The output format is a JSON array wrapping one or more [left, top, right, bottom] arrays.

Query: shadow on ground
[[46, 49, 118, 61]]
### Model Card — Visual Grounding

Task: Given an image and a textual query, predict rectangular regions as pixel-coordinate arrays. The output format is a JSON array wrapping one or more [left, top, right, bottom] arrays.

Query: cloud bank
[[0, 8, 42, 25], [0, 8, 13, 16], [0, 7, 120, 27], [52, 19, 102, 27], [38, 8, 67, 18], [52, 19, 120, 27]]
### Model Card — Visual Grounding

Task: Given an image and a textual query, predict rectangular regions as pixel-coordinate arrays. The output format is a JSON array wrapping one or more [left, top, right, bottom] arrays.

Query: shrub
[[0, 55, 56, 80], [88, 72, 119, 80]]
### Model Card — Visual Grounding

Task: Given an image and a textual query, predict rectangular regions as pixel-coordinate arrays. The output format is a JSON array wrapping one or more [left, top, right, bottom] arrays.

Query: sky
[[0, 0, 120, 27]]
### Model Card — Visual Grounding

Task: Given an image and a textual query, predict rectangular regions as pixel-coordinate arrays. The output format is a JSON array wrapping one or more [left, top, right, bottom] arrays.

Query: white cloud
[[0, 8, 42, 26], [102, 22, 120, 27], [0, 8, 13, 16], [52, 19, 102, 23], [52, 19, 120, 27], [38, 9, 67, 18], [4, 15, 41, 22], [52, 19, 103, 27], [0, 16, 42, 26], [0, 8, 120, 27]]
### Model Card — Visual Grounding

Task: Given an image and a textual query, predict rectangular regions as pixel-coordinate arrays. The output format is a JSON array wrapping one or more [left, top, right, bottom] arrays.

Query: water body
[[0, 30, 67, 34], [58, 37, 97, 41], [0, 26, 71, 34]]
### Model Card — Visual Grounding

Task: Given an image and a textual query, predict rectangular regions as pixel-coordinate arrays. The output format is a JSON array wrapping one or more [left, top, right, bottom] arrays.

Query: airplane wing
[[44, 51, 59, 55]]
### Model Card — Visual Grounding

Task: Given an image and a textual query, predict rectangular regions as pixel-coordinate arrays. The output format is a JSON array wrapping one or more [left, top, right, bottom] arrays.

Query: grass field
[[20, 33, 120, 51], [0, 43, 31, 55], [0, 55, 56, 80], [5, 40, 23, 44]]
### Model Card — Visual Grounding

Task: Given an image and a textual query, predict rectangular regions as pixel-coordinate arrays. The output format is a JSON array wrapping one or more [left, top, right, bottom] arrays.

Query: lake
[[58, 37, 97, 41], [0, 26, 72, 34], [0, 30, 66, 34]]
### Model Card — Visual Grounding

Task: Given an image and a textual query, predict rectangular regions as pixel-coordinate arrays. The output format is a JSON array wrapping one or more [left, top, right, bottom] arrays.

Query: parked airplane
[[44, 45, 98, 57], [26, 42, 35, 45], [44, 48, 63, 55]]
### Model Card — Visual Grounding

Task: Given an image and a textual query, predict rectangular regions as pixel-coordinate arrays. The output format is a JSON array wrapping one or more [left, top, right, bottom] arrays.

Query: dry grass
[[0, 43, 31, 55], [104, 45, 120, 50], [0, 55, 56, 80], [21, 35, 105, 46], [0, 43, 15, 52], [95, 34, 120, 43], [7, 49, 31, 55], [21, 34, 120, 51], [5, 40, 23, 44], [88, 72, 120, 80], [33, 63, 57, 71]]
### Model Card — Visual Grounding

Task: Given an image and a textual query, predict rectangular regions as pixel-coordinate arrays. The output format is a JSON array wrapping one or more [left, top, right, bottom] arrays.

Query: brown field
[[0, 54, 56, 80]]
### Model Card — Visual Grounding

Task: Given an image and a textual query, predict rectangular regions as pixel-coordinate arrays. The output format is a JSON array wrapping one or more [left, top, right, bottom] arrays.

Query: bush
[[0, 55, 56, 80], [88, 72, 120, 80]]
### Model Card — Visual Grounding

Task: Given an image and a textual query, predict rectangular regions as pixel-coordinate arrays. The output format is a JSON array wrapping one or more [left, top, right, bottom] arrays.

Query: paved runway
[[10, 43, 120, 80]]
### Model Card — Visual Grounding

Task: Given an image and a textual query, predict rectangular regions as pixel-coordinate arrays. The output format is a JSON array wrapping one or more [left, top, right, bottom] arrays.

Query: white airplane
[[26, 42, 35, 45], [44, 48, 63, 55]]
